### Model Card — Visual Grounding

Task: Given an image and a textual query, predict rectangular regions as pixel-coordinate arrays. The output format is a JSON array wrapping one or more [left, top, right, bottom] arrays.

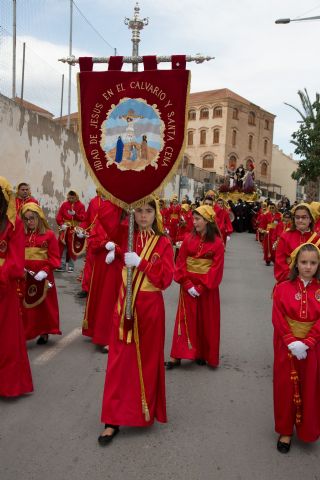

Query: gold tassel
[[133, 311, 150, 423], [288, 353, 302, 425]]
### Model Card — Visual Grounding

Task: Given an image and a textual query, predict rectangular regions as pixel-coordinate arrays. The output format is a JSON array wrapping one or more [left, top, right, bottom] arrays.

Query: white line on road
[[32, 327, 82, 365]]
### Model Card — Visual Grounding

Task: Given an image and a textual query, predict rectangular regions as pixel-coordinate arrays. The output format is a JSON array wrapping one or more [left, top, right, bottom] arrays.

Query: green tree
[[285, 89, 320, 200]]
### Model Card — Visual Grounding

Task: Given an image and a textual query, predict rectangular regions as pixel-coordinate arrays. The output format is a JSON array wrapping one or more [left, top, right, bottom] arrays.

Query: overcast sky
[[1, 0, 320, 158]]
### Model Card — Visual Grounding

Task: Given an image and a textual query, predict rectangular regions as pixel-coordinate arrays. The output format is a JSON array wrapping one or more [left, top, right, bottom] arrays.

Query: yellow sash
[[286, 316, 315, 339], [0, 258, 5, 266], [25, 247, 48, 260], [186, 257, 212, 274]]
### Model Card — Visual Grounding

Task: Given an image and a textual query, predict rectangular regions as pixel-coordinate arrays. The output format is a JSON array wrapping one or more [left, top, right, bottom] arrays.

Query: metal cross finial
[[124, 2, 149, 72]]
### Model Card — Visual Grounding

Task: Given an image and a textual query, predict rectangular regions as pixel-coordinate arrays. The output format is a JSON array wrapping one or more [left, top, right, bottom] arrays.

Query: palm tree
[[285, 88, 319, 123]]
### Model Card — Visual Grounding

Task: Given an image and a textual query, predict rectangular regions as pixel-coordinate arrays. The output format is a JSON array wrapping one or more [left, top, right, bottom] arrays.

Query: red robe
[[256, 210, 267, 242], [0, 218, 33, 396], [260, 212, 282, 263], [167, 203, 181, 244], [80, 195, 105, 292], [82, 220, 122, 346], [273, 278, 320, 442], [170, 232, 225, 367], [56, 200, 86, 261], [214, 204, 233, 245], [15, 196, 39, 214], [274, 230, 320, 283], [99, 202, 174, 426], [23, 229, 61, 340], [315, 218, 320, 233], [176, 210, 193, 243]]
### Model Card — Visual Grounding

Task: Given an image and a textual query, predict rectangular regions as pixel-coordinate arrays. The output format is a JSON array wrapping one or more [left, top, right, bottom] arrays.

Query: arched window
[[248, 111, 256, 126], [228, 155, 237, 169], [248, 135, 253, 151], [232, 108, 238, 120], [261, 161, 268, 176], [264, 119, 270, 130], [213, 106, 222, 118], [213, 128, 220, 144], [264, 139, 268, 155], [246, 159, 254, 170], [200, 130, 206, 145], [203, 154, 214, 169], [187, 131, 193, 146], [232, 129, 237, 147], [188, 109, 196, 120], [200, 107, 209, 120]]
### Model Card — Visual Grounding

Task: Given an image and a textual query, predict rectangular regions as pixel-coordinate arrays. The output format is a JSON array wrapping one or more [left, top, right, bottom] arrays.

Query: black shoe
[[277, 437, 291, 454], [164, 359, 181, 370], [195, 358, 206, 366], [265, 261, 271, 266], [76, 290, 88, 298], [36, 334, 49, 345], [56, 267, 66, 272], [98, 425, 119, 446]]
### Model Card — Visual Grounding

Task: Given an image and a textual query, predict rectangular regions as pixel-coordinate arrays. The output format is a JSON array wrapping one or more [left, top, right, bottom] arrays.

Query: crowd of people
[[1, 176, 320, 454]]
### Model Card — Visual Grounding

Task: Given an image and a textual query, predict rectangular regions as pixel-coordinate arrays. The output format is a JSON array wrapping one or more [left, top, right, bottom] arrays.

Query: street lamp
[[275, 15, 320, 24]]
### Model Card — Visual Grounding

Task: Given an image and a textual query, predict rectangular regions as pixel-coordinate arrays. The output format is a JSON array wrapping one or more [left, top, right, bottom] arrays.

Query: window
[[213, 128, 220, 144], [228, 155, 237, 169], [187, 131, 193, 146], [248, 135, 253, 151], [200, 108, 209, 119], [232, 108, 238, 120], [203, 154, 214, 169], [246, 159, 254, 170], [232, 129, 237, 147], [264, 119, 270, 130], [248, 111, 256, 126], [264, 139, 268, 155], [261, 162, 268, 176], [213, 106, 222, 118], [188, 109, 196, 120], [200, 130, 206, 145]]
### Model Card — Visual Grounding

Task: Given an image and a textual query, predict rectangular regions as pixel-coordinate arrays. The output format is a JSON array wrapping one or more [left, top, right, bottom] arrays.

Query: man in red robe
[[56, 190, 86, 272], [15, 182, 39, 214]]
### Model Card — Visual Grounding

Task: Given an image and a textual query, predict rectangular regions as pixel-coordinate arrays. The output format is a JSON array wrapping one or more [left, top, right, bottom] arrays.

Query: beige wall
[[0, 94, 96, 227], [271, 145, 298, 203]]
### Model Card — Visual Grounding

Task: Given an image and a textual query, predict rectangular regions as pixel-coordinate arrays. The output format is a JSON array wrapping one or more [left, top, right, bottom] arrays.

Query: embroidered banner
[[77, 57, 190, 208]]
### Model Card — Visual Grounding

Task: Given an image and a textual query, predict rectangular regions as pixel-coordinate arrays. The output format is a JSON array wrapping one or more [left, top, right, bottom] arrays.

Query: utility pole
[[12, 0, 17, 99], [67, 0, 73, 129]]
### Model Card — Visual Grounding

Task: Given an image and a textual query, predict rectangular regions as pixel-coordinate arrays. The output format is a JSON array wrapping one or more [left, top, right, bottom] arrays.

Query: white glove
[[34, 270, 48, 281], [125, 252, 141, 268], [68, 209, 75, 216], [105, 250, 115, 264], [105, 241, 115, 251], [188, 286, 200, 298], [60, 224, 68, 231], [226, 236, 231, 242], [76, 232, 85, 238], [288, 341, 309, 360]]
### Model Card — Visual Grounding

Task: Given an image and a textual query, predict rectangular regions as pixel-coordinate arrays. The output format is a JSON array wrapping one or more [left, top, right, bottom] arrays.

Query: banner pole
[[125, 208, 135, 319]]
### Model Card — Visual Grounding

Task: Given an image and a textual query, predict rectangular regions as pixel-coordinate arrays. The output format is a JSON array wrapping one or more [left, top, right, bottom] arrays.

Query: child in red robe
[[21, 203, 61, 344], [166, 205, 225, 368], [273, 242, 320, 452]]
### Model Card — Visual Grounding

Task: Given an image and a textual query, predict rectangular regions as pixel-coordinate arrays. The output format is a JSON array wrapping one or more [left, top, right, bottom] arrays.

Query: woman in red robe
[[274, 203, 320, 283], [214, 198, 233, 245], [273, 243, 320, 453], [82, 219, 122, 350], [97, 199, 174, 444], [21, 203, 61, 344], [166, 205, 225, 368], [0, 177, 33, 397]]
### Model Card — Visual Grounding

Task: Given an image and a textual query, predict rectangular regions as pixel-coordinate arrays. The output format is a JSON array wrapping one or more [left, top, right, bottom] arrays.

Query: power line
[[72, 1, 116, 53]]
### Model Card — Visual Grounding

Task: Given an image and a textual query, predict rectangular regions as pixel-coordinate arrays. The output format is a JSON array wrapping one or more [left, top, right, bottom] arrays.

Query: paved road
[[1, 233, 320, 480]]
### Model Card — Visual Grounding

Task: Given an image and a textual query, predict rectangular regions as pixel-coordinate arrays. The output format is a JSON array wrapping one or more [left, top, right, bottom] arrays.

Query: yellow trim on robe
[[267, 222, 277, 230], [186, 257, 212, 274], [25, 247, 48, 260], [286, 316, 315, 339], [0, 258, 5, 266]]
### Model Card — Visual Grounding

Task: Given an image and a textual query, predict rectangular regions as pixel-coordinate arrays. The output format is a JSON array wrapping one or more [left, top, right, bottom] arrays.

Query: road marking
[[33, 327, 82, 365]]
